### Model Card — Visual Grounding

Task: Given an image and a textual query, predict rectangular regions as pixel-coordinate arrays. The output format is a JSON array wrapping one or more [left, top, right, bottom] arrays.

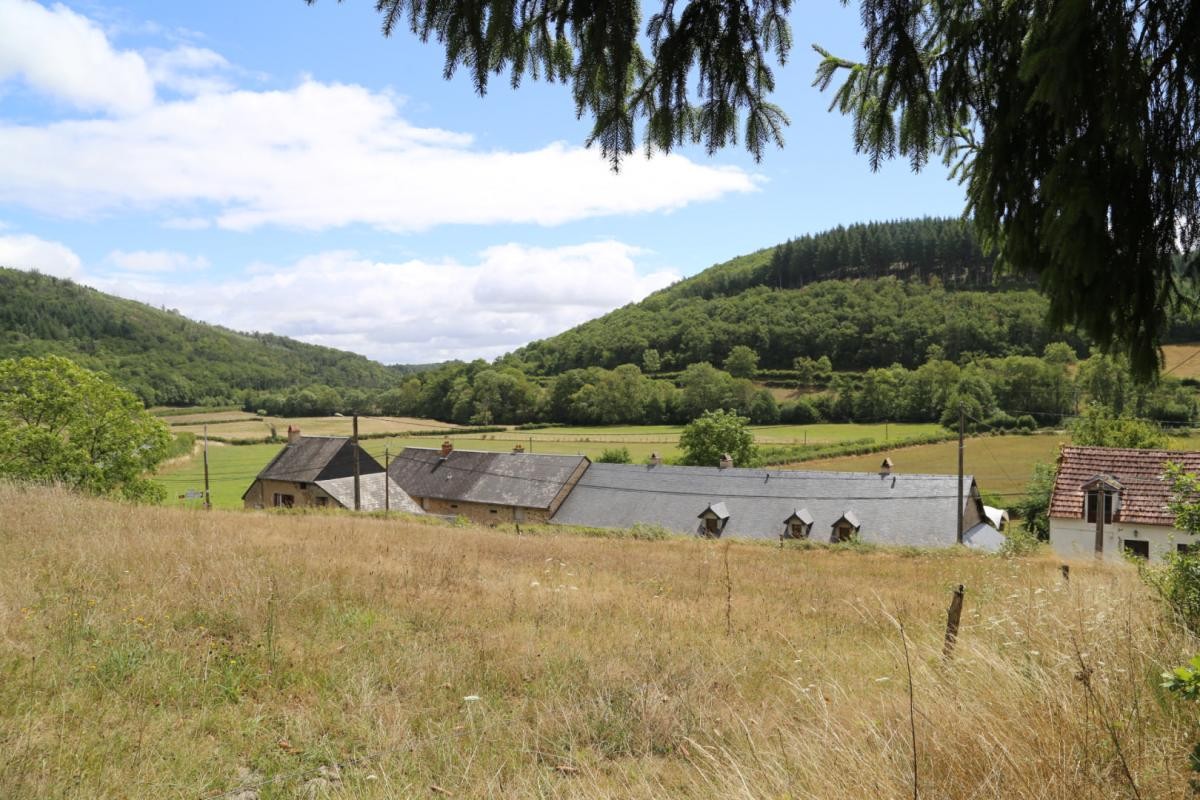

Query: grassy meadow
[[1162, 343, 1200, 379], [1, 484, 1196, 798], [163, 412, 462, 443]]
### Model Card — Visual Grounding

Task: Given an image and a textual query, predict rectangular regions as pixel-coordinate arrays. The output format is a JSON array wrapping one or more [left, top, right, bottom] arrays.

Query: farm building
[[243, 427, 419, 513], [1048, 445, 1200, 562], [550, 460, 1006, 550], [387, 442, 589, 525]]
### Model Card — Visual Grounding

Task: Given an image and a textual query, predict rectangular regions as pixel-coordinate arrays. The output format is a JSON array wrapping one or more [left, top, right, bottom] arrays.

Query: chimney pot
[[649, 452, 662, 466], [880, 457, 893, 477], [440, 439, 453, 457], [512, 443, 525, 454], [287, 425, 301, 443], [718, 453, 733, 469]]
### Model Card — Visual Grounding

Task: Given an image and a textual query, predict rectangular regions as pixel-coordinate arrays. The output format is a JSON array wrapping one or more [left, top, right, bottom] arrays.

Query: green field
[[155, 422, 944, 509], [790, 430, 1200, 500], [164, 412, 462, 442]]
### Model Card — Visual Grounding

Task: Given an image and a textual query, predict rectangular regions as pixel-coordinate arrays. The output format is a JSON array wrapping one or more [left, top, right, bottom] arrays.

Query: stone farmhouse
[[386, 442, 589, 525], [242, 426, 420, 513], [1049, 445, 1200, 563], [551, 459, 1006, 550]]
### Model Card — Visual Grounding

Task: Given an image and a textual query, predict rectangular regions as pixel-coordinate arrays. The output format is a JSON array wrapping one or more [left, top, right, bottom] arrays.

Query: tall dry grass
[[0, 483, 1196, 798]]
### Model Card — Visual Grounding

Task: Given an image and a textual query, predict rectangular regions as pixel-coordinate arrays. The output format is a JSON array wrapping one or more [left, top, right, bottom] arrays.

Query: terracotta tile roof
[[1049, 446, 1200, 526]]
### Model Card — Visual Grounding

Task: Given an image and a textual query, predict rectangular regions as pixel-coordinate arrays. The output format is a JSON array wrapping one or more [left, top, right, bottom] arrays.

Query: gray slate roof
[[551, 463, 997, 550], [389, 448, 588, 510], [254, 436, 384, 483], [315, 473, 423, 514]]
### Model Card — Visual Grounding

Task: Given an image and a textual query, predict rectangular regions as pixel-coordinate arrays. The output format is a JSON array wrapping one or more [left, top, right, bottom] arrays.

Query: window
[[315, 497, 328, 507], [272, 493, 294, 508], [1179, 542, 1198, 555], [1085, 491, 1115, 524], [299, 482, 308, 490], [834, 524, 855, 543], [450, 503, 458, 509], [704, 517, 720, 535], [490, 509, 498, 514], [789, 522, 809, 539], [1123, 539, 1149, 560]]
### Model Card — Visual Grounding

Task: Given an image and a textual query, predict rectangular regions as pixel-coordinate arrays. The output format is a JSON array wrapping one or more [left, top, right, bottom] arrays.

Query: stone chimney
[[879, 457, 894, 477], [512, 443, 525, 454], [440, 439, 453, 457], [649, 452, 662, 466], [718, 453, 733, 470], [287, 425, 301, 443]]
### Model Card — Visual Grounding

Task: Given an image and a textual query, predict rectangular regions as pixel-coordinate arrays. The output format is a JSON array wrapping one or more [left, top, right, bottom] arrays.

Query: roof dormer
[[1081, 474, 1122, 524], [832, 511, 861, 542], [783, 508, 814, 540], [698, 502, 730, 538]]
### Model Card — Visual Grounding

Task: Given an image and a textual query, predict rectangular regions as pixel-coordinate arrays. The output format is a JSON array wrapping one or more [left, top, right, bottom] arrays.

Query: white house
[[1048, 446, 1200, 563]]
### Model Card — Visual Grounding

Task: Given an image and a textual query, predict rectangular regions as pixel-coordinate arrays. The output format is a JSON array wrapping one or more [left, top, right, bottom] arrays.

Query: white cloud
[[89, 242, 680, 363], [0, 232, 82, 277], [147, 45, 234, 96], [0, 0, 155, 114], [105, 249, 209, 273], [0, 79, 758, 232], [161, 216, 211, 230]]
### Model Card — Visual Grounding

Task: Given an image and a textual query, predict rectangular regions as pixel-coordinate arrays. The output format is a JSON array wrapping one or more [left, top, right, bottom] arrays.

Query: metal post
[[352, 414, 361, 512], [957, 404, 964, 545], [1094, 489, 1105, 557], [203, 424, 211, 511], [384, 446, 390, 515]]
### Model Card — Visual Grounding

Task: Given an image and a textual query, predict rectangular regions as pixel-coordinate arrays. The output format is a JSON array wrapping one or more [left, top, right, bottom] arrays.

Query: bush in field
[[679, 409, 757, 467], [1012, 462, 1056, 541], [629, 522, 671, 540], [597, 447, 632, 464]]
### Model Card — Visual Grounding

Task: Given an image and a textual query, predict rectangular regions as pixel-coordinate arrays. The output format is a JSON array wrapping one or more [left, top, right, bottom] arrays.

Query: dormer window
[[697, 502, 730, 538], [1085, 491, 1114, 524], [1081, 475, 1122, 524], [832, 511, 861, 542], [783, 508, 814, 540]]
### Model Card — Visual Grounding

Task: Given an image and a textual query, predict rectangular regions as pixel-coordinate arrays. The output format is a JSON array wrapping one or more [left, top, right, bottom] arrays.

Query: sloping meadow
[[0, 484, 1195, 798]]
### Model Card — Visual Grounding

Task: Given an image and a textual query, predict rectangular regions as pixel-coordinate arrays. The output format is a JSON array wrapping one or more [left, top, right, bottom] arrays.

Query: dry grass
[[170, 414, 462, 442], [1163, 344, 1200, 379], [1, 484, 1196, 798]]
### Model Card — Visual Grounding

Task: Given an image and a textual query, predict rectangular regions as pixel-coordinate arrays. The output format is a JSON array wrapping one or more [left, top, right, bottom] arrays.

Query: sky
[[0, 0, 967, 365]]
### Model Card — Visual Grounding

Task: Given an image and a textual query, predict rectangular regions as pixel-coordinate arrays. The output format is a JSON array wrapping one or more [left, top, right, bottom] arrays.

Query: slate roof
[[388, 447, 588, 510], [253, 436, 384, 484], [1049, 446, 1200, 526], [315, 473, 423, 514], [551, 463, 994, 549]]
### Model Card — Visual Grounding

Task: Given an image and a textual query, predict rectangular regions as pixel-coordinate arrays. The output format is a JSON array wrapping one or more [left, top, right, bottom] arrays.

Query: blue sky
[[0, 0, 966, 363]]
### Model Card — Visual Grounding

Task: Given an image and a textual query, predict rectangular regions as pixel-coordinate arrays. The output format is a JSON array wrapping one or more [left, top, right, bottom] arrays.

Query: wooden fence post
[[943, 584, 965, 659], [1060, 564, 1070, 583]]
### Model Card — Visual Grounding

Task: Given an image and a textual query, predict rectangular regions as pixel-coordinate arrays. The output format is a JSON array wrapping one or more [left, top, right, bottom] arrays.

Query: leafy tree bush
[[1011, 463, 1056, 541], [0, 355, 170, 501], [1069, 403, 1168, 449], [678, 409, 757, 468], [596, 447, 632, 464], [723, 345, 759, 379]]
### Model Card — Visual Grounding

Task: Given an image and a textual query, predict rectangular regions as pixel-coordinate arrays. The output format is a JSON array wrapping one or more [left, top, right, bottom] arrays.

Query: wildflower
[[463, 695, 480, 702]]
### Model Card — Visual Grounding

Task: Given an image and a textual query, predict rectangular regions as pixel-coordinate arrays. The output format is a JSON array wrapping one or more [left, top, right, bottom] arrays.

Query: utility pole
[[384, 446, 390, 515], [352, 414, 361, 512], [956, 404, 964, 545], [203, 424, 211, 511], [1094, 488, 1105, 557]]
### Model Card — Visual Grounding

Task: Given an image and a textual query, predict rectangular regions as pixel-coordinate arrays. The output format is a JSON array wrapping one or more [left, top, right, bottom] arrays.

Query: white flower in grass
[[463, 695, 480, 702]]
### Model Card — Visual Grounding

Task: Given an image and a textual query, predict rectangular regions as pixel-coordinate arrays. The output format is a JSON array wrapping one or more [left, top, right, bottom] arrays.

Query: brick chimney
[[440, 439, 453, 458], [718, 453, 733, 469], [880, 457, 894, 477], [287, 425, 301, 443], [649, 452, 662, 466]]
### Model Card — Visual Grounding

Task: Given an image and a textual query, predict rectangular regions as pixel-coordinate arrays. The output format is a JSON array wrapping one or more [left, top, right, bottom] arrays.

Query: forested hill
[[0, 268, 404, 406], [509, 218, 1070, 375], [651, 216, 1001, 301]]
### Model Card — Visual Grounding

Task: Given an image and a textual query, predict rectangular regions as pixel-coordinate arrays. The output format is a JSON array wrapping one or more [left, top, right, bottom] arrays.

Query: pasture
[[0, 484, 1193, 798], [160, 409, 462, 442], [1162, 343, 1200, 378]]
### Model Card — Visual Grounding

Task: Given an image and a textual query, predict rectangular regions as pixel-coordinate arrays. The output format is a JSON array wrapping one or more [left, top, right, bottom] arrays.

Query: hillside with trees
[[0, 268, 407, 407]]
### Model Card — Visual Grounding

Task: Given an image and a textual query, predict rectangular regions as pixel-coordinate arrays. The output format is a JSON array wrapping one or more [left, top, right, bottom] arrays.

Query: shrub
[[779, 398, 821, 424], [597, 447, 632, 464], [629, 522, 671, 541], [1142, 550, 1200, 634], [997, 523, 1041, 557], [1016, 414, 1037, 431]]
